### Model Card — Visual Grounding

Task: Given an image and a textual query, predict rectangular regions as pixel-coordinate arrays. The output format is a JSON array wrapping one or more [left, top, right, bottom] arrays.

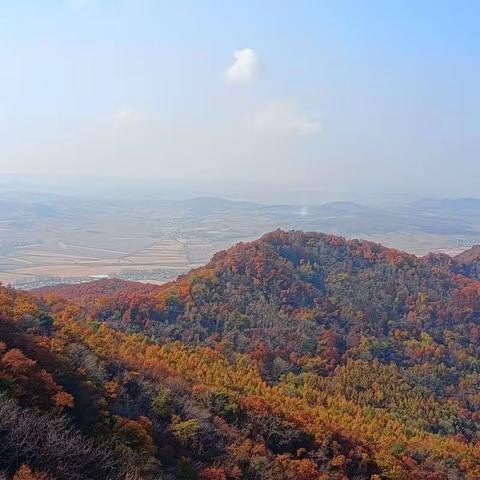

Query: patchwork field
[[0, 238, 215, 288], [2, 192, 480, 288]]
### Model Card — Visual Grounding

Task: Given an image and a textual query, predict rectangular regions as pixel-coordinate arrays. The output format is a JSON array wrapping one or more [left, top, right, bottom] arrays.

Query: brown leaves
[[13, 465, 49, 480]]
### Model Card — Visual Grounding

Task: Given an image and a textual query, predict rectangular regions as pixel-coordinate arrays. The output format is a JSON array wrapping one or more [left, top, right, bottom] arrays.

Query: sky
[[0, 1, 479, 201]]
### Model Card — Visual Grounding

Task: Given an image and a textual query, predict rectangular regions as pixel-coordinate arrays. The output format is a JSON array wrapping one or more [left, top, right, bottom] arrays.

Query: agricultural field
[[2, 191, 480, 288], [0, 193, 230, 287], [0, 239, 198, 287]]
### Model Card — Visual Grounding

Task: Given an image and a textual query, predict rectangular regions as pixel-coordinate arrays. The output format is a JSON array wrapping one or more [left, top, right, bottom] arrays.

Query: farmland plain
[[2, 191, 480, 288]]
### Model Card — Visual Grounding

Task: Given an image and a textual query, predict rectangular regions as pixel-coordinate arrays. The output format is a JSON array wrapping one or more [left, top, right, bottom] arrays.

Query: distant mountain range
[[411, 197, 480, 211]]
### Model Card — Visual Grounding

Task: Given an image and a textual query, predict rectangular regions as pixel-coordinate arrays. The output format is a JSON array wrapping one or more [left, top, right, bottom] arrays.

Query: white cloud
[[113, 106, 149, 127], [225, 48, 259, 85], [252, 100, 321, 136]]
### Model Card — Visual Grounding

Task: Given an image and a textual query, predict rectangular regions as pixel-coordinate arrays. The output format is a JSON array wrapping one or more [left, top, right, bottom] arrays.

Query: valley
[[2, 191, 480, 289]]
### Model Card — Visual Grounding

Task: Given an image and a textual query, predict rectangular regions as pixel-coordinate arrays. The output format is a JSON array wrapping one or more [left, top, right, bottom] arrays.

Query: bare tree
[[0, 396, 124, 480]]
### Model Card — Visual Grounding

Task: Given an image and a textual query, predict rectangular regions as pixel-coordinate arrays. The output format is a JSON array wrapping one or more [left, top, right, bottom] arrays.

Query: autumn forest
[[2, 230, 480, 479]]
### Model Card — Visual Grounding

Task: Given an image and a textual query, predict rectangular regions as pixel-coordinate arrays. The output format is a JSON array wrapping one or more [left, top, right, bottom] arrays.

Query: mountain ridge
[[3, 230, 480, 479]]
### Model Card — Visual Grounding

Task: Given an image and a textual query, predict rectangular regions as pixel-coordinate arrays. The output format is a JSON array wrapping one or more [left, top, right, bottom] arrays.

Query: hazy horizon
[[3, 172, 480, 208]]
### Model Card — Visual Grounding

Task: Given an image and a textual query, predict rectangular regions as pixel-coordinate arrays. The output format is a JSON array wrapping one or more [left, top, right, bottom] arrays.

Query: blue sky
[[0, 1, 479, 200]]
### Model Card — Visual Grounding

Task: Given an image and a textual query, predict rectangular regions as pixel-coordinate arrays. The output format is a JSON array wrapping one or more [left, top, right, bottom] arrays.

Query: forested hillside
[[3, 230, 480, 479], [453, 245, 480, 280]]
